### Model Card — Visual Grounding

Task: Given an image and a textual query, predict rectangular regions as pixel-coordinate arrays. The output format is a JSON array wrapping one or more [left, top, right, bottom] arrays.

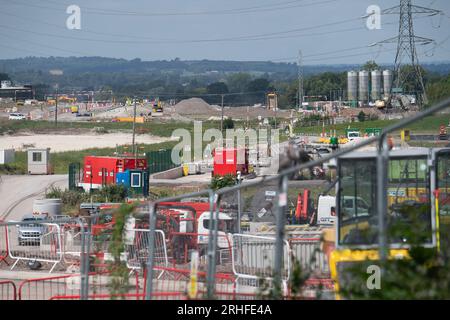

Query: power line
[[0, 32, 90, 56], [0, 42, 50, 57], [9, 0, 339, 17], [0, 15, 366, 44]]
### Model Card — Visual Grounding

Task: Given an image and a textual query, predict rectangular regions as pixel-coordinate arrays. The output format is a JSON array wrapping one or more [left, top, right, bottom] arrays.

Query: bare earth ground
[[0, 133, 178, 152], [0, 175, 68, 221]]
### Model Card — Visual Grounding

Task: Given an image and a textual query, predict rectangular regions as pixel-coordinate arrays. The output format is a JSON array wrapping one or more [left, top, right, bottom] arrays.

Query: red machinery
[[79, 155, 147, 191], [212, 147, 249, 177]]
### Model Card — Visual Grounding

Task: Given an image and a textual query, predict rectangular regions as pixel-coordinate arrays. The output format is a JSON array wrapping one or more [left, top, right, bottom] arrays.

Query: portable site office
[[27, 148, 51, 175]]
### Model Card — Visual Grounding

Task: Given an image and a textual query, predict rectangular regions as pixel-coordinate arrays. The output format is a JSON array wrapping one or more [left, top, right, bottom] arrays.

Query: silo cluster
[[347, 69, 393, 103]]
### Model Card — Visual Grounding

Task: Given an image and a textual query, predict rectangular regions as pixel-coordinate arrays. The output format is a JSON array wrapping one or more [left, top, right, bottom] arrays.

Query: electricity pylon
[[377, 0, 441, 106]]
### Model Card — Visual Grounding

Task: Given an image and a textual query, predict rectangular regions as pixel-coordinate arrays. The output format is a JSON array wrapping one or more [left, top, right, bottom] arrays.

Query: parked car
[[17, 215, 47, 246], [8, 113, 26, 120]]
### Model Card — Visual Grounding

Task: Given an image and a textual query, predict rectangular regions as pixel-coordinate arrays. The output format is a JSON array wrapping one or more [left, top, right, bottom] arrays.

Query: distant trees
[[1, 56, 449, 109], [426, 73, 450, 105], [226, 72, 251, 92], [0, 72, 10, 82], [206, 82, 229, 95], [362, 60, 380, 71], [223, 118, 235, 129], [206, 81, 229, 104]]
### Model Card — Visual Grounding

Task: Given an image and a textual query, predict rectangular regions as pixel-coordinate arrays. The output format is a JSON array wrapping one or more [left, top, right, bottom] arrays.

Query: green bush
[[98, 185, 128, 202], [45, 185, 128, 213], [223, 118, 235, 129], [357, 111, 366, 122], [210, 174, 236, 190], [0, 164, 26, 174]]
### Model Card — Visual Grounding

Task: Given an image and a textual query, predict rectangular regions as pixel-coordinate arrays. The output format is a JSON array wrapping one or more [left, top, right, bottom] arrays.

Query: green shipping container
[[146, 149, 177, 174]]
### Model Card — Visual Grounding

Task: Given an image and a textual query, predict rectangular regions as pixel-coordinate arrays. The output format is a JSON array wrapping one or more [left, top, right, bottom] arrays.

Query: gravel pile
[[172, 98, 219, 116]]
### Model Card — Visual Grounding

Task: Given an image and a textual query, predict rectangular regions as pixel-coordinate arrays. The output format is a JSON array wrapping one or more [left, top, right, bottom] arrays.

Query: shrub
[[223, 118, 235, 129], [210, 174, 236, 190], [357, 111, 366, 122], [98, 184, 128, 202]]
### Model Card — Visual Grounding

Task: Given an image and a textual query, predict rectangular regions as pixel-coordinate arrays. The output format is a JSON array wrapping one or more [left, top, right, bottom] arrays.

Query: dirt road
[[0, 175, 67, 221]]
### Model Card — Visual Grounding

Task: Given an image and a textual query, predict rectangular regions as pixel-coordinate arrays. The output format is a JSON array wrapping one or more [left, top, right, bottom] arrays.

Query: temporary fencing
[[168, 232, 233, 268], [0, 224, 8, 265], [232, 233, 290, 296], [146, 266, 239, 300], [17, 270, 140, 300], [125, 229, 168, 277], [6, 223, 62, 273], [60, 223, 84, 269], [289, 237, 330, 276], [0, 280, 16, 300]]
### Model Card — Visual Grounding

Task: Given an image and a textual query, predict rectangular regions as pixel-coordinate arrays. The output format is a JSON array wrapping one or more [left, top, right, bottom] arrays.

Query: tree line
[[1, 59, 449, 108]]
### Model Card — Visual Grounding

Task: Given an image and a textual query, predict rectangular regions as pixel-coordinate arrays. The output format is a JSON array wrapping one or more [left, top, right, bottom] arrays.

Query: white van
[[317, 195, 336, 225], [9, 113, 26, 120], [316, 195, 371, 225]]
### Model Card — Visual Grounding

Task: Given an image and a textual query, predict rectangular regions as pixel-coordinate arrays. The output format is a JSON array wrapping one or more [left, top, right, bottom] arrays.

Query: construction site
[[0, 0, 450, 307]]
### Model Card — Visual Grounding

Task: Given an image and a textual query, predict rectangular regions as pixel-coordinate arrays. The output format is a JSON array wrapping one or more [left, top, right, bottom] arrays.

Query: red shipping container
[[212, 147, 248, 177], [80, 155, 147, 190]]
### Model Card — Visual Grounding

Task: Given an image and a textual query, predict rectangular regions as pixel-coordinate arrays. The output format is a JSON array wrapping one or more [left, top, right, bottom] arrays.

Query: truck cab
[[317, 195, 336, 225], [346, 130, 361, 141], [197, 211, 233, 249]]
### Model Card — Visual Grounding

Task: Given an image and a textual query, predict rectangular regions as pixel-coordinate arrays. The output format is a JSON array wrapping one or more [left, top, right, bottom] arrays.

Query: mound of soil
[[172, 98, 219, 116]]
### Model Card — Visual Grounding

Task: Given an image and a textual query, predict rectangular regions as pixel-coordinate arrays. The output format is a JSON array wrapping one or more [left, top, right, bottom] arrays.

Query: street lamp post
[[220, 94, 224, 133], [132, 97, 137, 168], [49, 69, 63, 127], [54, 84, 58, 127]]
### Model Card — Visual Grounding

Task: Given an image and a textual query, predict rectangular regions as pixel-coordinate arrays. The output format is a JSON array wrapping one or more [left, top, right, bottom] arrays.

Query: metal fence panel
[[0, 280, 17, 300], [232, 234, 290, 281], [0, 225, 8, 264], [7, 222, 63, 273], [125, 229, 168, 271], [17, 271, 122, 300], [289, 237, 330, 276], [146, 266, 237, 300]]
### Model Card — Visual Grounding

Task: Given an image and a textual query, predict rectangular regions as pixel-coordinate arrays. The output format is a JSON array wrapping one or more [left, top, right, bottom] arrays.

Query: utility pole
[[54, 84, 58, 128], [220, 94, 224, 134], [297, 49, 304, 110], [132, 97, 137, 168], [377, 0, 440, 107]]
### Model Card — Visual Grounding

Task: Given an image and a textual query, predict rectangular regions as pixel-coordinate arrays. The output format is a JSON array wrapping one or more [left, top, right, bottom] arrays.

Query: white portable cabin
[[0, 149, 15, 164], [27, 148, 51, 174]]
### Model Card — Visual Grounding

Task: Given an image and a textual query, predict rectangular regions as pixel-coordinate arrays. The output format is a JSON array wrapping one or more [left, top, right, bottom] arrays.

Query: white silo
[[358, 70, 369, 102], [347, 71, 358, 101], [383, 70, 393, 98], [371, 70, 382, 101]]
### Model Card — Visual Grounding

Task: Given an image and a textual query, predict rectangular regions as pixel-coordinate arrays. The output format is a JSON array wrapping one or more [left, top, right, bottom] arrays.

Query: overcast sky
[[0, 0, 449, 65]]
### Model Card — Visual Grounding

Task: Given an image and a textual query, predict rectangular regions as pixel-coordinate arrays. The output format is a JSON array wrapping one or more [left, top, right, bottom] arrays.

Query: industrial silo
[[383, 70, 393, 98], [358, 70, 369, 102], [347, 71, 358, 102], [371, 70, 382, 101]]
